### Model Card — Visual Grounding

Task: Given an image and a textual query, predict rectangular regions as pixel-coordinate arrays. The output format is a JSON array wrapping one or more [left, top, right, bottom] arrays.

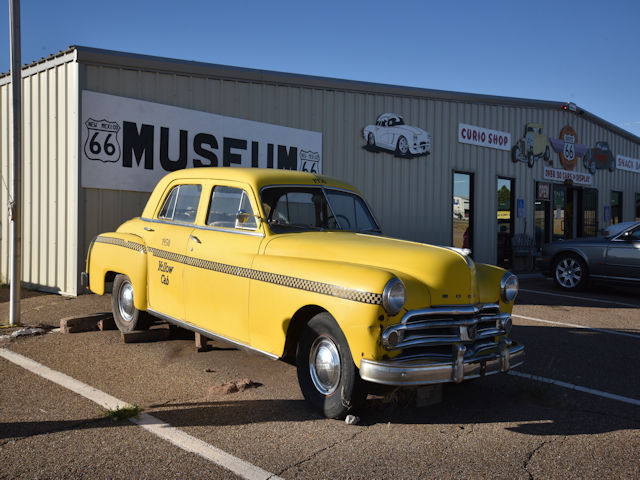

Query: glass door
[[497, 177, 514, 268], [453, 172, 473, 252]]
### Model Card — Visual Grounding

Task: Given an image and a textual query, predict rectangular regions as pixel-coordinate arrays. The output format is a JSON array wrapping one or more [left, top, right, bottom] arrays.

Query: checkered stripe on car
[[98, 238, 382, 306], [95, 235, 147, 253], [147, 247, 382, 306]]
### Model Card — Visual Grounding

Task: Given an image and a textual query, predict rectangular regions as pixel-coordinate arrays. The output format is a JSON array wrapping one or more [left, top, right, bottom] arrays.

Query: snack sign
[[616, 154, 640, 174]]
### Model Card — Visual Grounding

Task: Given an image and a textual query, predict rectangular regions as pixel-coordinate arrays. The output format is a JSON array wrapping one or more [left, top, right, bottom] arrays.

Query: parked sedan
[[363, 113, 431, 156], [538, 221, 640, 291], [85, 167, 523, 418]]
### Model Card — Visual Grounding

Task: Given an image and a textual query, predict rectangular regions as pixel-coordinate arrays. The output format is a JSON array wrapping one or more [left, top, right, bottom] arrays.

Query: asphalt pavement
[[1, 277, 639, 479]]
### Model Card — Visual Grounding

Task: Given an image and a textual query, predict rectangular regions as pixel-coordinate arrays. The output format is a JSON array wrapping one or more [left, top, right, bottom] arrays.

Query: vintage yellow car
[[85, 168, 524, 418]]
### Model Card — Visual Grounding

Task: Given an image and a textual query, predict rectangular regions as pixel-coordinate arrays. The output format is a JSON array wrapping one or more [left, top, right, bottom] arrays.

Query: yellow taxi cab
[[85, 167, 524, 418]]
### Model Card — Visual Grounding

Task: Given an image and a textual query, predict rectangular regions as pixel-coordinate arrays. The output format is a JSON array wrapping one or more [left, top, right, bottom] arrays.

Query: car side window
[[207, 186, 257, 230], [158, 184, 202, 224], [630, 227, 640, 242]]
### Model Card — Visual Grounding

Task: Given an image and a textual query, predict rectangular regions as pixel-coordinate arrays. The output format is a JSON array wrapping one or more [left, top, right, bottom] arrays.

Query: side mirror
[[622, 231, 636, 242], [236, 210, 262, 227], [236, 210, 251, 224]]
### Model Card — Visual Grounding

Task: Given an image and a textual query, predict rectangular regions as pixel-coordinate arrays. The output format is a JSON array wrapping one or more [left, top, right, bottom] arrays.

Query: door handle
[[144, 227, 154, 232], [190, 235, 201, 244]]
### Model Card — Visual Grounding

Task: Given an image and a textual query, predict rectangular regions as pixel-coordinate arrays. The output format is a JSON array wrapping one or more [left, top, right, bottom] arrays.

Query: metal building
[[1, 46, 639, 295]]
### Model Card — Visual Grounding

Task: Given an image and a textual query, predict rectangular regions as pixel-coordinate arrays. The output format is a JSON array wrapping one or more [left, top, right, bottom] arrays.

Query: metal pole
[[9, 0, 21, 325]]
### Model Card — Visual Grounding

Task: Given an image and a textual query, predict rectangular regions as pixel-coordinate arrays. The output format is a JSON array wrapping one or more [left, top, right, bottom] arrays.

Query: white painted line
[[508, 371, 640, 407], [512, 314, 640, 340], [0, 348, 282, 480], [520, 288, 640, 309]]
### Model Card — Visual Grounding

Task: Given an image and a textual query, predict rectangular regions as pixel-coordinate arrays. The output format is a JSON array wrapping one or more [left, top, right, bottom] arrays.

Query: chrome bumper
[[359, 342, 525, 386]]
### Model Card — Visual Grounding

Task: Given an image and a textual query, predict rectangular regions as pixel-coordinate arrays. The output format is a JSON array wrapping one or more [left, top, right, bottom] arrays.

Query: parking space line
[[520, 289, 640, 309], [512, 314, 640, 340], [0, 348, 283, 480], [508, 371, 640, 407]]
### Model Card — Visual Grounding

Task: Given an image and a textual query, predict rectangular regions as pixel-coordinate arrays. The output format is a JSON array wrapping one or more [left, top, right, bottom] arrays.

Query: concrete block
[[416, 384, 443, 407], [121, 327, 170, 344], [60, 313, 112, 334]]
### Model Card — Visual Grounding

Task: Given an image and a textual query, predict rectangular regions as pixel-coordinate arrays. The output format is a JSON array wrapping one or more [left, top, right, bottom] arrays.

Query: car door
[[183, 181, 265, 343], [605, 225, 640, 279], [145, 182, 203, 321]]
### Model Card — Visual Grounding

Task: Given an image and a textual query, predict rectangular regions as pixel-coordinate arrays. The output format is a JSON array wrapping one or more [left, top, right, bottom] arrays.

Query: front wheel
[[511, 145, 520, 163], [112, 274, 150, 332], [553, 254, 588, 291], [296, 312, 367, 418], [396, 136, 409, 156]]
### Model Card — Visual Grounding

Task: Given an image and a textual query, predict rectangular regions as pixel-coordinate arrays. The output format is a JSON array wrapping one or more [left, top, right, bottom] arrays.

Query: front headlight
[[382, 278, 406, 316], [501, 273, 519, 303]]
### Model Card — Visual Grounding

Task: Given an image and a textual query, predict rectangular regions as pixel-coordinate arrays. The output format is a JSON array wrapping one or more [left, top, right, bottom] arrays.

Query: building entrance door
[[551, 185, 598, 240]]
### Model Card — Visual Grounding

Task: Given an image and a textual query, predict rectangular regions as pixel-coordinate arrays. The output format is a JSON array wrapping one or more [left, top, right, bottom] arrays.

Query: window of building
[[534, 182, 551, 248], [207, 186, 257, 229], [552, 187, 566, 240], [611, 191, 623, 224], [158, 184, 202, 224], [452, 172, 473, 252], [497, 177, 514, 268], [579, 189, 598, 237], [636, 193, 640, 221]]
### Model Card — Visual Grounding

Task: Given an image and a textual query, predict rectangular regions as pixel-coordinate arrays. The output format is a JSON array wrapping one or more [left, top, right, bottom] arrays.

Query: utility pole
[[9, 0, 22, 325]]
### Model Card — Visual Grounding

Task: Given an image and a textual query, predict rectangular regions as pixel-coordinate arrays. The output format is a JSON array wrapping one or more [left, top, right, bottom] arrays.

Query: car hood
[[400, 125, 429, 136], [263, 232, 478, 306]]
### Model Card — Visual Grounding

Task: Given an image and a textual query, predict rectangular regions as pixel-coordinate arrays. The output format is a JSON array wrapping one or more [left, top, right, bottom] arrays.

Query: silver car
[[538, 221, 640, 291]]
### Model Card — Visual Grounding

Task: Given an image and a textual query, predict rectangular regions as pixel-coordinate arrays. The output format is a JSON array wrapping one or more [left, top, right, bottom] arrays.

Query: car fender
[[551, 247, 591, 272], [87, 232, 148, 311], [247, 255, 421, 366], [475, 263, 514, 314]]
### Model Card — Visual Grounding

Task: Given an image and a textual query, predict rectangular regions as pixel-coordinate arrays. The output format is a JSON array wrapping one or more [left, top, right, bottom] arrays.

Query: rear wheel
[[112, 274, 150, 332], [296, 312, 367, 418], [553, 254, 588, 291]]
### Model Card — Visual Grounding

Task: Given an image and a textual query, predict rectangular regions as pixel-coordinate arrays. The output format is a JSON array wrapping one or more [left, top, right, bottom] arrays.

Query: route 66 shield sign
[[84, 118, 121, 163]]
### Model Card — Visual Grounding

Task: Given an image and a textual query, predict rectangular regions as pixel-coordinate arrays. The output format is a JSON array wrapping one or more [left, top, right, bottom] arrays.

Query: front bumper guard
[[359, 341, 524, 386]]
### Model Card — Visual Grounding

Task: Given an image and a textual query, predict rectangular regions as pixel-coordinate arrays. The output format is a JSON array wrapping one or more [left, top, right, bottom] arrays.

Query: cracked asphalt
[[1, 277, 639, 479]]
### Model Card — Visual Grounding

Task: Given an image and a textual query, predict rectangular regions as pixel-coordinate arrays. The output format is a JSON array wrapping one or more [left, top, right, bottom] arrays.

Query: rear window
[[158, 184, 202, 224]]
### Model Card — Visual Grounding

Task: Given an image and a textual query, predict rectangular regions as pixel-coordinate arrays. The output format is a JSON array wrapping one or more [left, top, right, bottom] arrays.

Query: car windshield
[[601, 221, 639, 238], [388, 117, 405, 126], [260, 186, 381, 234]]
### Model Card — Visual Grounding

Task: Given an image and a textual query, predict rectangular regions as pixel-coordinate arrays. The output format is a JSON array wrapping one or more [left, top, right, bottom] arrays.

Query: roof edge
[[2, 45, 639, 144]]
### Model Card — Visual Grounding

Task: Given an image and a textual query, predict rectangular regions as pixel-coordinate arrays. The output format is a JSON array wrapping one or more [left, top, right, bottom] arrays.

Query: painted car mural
[[549, 125, 587, 171], [511, 123, 551, 167], [363, 113, 431, 157], [583, 141, 615, 173]]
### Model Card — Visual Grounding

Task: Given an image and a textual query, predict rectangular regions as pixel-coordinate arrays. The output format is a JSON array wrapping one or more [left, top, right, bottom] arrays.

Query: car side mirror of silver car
[[618, 231, 633, 242]]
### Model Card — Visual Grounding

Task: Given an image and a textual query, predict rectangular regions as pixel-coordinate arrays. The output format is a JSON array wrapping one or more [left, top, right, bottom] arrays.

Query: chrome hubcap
[[309, 336, 341, 395], [118, 282, 135, 323], [556, 258, 582, 288]]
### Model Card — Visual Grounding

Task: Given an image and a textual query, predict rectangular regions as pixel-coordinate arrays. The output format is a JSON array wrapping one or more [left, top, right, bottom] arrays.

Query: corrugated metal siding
[[79, 62, 640, 266], [0, 58, 78, 294]]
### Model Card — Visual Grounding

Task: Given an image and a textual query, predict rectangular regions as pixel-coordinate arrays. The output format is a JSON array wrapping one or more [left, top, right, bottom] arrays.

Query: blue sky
[[2, 0, 639, 137]]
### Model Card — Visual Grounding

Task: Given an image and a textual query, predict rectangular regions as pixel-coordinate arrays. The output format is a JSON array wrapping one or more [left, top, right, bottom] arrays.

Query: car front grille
[[381, 303, 511, 361]]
